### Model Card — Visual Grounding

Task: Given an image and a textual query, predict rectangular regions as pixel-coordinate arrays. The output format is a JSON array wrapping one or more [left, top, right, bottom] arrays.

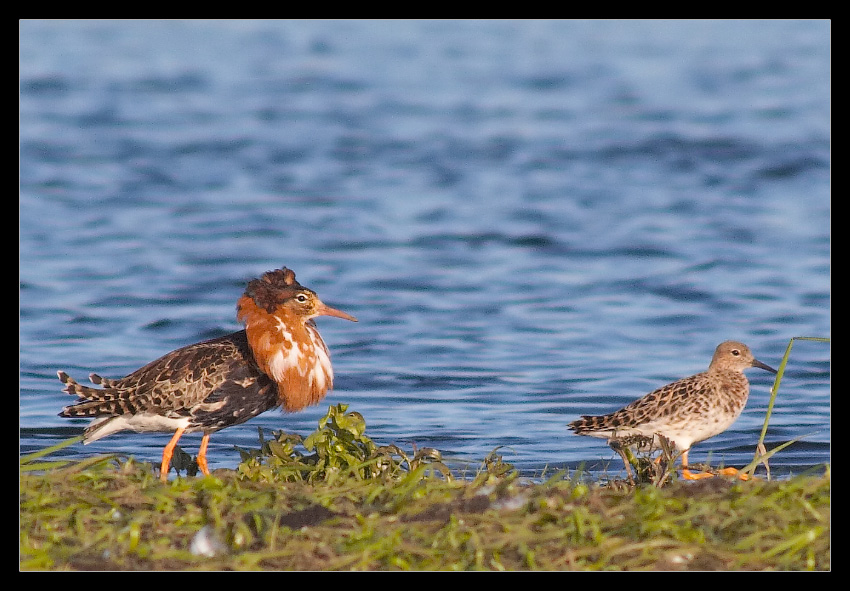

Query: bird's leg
[[680, 450, 753, 481], [196, 433, 211, 476], [160, 426, 186, 482], [680, 449, 715, 480]]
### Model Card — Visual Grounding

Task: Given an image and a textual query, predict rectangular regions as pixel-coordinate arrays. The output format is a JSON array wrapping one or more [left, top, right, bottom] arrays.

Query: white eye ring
[[296, 294, 308, 303]]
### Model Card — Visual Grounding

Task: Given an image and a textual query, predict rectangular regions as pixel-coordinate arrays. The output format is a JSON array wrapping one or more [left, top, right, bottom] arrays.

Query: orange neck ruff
[[236, 295, 334, 412]]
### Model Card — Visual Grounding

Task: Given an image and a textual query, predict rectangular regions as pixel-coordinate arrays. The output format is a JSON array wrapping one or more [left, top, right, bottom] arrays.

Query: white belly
[[83, 413, 192, 443]]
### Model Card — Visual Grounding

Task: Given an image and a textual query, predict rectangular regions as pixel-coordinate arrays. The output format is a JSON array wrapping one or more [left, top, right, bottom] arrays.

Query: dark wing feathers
[[59, 331, 259, 418], [569, 373, 707, 432]]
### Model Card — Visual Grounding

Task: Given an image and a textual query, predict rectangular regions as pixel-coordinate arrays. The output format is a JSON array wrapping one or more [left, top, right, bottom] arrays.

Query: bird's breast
[[244, 312, 334, 412]]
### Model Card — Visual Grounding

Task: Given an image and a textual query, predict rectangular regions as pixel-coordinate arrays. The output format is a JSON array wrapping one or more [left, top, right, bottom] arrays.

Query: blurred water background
[[20, 19, 830, 479]]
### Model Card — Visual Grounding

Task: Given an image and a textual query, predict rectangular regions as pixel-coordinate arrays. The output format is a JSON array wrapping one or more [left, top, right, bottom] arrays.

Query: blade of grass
[[740, 435, 814, 478], [20, 436, 83, 466], [753, 336, 829, 471]]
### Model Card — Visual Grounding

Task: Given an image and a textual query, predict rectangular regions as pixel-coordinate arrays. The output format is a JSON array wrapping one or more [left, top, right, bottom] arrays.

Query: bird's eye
[[731, 349, 740, 356], [295, 294, 309, 303]]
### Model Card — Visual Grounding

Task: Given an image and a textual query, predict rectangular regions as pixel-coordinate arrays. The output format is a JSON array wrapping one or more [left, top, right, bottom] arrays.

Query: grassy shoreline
[[20, 409, 830, 571]]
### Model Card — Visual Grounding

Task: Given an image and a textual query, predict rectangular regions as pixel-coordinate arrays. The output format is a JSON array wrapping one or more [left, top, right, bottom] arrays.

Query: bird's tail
[[57, 371, 129, 443], [568, 414, 614, 434], [58, 371, 120, 412]]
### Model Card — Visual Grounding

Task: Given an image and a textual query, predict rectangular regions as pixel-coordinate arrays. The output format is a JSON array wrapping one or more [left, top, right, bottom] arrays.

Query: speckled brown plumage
[[58, 266, 356, 481], [59, 331, 277, 432], [568, 341, 777, 480]]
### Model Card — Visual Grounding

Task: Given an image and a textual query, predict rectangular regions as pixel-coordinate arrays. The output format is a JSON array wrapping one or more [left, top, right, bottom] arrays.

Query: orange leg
[[160, 426, 186, 482], [196, 433, 211, 476], [680, 451, 751, 481], [680, 450, 714, 480]]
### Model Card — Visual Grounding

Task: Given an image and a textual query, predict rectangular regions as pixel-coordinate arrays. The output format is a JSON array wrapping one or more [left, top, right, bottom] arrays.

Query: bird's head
[[237, 267, 357, 325]]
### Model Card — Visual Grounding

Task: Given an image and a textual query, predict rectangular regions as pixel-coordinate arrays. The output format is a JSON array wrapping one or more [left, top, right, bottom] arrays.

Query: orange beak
[[316, 301, 358, 322]]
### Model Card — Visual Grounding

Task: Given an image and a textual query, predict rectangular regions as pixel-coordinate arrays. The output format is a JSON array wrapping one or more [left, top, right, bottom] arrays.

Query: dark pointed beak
[[752, 359, 777, 374], [316, 301, 358, 322]]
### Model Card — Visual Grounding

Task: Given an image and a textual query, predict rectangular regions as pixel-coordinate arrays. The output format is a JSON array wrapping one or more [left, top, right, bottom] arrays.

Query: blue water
[[20, 20, 830, 479]]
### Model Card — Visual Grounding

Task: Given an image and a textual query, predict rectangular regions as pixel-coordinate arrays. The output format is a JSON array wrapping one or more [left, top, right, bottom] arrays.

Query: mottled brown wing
[[571, 372, 707, 432], [188, 363, 279, 431], [60, 331, 257, 418]]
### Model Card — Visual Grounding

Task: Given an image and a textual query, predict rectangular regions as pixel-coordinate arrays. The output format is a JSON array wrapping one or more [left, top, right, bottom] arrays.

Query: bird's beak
[[752, 359, 777, 374], [316, 301, 358, 322]]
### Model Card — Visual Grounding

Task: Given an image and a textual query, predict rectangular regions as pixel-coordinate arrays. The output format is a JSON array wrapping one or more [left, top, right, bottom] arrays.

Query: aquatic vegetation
[[231, 403, 451, 484]]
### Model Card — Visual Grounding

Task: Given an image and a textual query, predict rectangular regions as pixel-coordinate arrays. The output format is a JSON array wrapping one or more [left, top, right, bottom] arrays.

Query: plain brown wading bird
[[58, 267, 357, 482], [568, 341, 777, 481]]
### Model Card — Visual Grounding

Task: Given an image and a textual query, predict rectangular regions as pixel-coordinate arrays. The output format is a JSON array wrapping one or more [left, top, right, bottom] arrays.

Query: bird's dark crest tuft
[[243, 267, 308, 313]]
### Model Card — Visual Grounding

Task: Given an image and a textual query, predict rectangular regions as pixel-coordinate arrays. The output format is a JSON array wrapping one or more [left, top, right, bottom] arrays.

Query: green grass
[[20, 404, 829, 571], [21, 337, 829, 570]]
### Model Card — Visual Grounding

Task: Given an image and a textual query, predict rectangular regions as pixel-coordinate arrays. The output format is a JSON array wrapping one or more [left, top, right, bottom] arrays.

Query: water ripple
[[20, 20, 830, 478]]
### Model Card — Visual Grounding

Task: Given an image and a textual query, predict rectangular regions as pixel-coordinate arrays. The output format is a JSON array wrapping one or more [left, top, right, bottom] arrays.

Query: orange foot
[[716, 467, 754, 481], [682, 467, 754, 481], [681, 468, 715, 480]]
